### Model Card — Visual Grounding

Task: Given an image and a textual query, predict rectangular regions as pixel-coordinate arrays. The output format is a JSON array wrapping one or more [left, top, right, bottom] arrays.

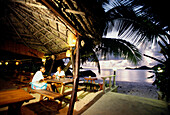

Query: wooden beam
[[65, 9, 85, 15], [40, 0, 81, 36], [63, 0, 93, 36], [0, 40, 44, 58], [13, 0, 48, 9], [55, 52, 67, 60]]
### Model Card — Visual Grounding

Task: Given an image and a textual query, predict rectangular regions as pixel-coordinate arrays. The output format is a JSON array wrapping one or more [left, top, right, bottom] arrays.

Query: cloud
[[81, 43, 164, 69]]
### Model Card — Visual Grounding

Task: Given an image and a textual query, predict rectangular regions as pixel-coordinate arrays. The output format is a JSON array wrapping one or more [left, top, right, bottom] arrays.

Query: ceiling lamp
[[67, 32, 76, 47]]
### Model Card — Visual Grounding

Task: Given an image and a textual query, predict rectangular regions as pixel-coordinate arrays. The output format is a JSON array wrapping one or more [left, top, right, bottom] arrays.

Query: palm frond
[[100, 38, 142, 64], [80, 37, 101, 73], [104, 1, 169, 47]]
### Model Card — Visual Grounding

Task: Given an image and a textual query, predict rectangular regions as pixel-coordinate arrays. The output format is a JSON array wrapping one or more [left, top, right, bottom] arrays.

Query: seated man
[[53, 66, 65, 79], [51, 66, 65, 92], [31, 66, 53, 91]]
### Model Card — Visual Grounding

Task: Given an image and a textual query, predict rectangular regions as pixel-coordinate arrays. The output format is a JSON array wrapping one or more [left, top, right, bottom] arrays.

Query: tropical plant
[[79, 36, 142, 73], [102, 0, 170, 101]]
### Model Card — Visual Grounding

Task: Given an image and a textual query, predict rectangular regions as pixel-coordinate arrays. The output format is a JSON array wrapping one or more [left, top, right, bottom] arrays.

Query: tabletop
[[46, 78, 74, 84], [0, 89, 34, 107], [84, 77, 98, 81]]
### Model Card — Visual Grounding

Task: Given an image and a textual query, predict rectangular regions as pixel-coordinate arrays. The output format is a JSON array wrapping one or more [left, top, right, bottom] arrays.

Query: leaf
[[100, 38, 142, 64]]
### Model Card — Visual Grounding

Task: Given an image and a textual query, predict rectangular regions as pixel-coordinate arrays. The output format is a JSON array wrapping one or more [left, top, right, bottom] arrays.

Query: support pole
[[113, 70, 116, 87], [71, 47, 75, 78], [48, 55, 55, 76], [67, 36, 80, 115]]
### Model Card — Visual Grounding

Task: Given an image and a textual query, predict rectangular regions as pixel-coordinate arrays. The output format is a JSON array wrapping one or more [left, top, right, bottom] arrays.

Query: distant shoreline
[[125, 66, 153, 70]]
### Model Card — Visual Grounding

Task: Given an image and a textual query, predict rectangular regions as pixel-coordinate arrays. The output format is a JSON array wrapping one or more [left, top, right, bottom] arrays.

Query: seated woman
[[31, 66, 53, 91], [53, 66, 65, 79]]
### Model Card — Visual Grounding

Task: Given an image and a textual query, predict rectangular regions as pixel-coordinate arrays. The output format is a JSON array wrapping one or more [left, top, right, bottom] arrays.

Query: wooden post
[[109, 77, 112, 89], [102, 77, 106, 93], [67, 36, 80, 115], [113, 71, 116, 87], [48, 55, 55, 76], [71, 47, 75, 79]]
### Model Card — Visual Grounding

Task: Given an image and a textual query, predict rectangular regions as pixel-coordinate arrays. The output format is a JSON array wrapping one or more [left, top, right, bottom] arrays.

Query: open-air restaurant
[[0, 0, 169, 115]]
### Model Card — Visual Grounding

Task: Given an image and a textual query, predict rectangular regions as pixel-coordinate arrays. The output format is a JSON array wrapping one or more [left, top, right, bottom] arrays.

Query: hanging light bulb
[[42, 58, 46, 65], [0, 62, 2, 65], [16, 62, 19, 65], [66, 50, 71, 57], [5, 62, 8, 65]]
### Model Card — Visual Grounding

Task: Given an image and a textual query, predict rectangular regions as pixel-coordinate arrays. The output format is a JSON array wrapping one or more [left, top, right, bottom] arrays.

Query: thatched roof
[[0, 0, 105, 57]]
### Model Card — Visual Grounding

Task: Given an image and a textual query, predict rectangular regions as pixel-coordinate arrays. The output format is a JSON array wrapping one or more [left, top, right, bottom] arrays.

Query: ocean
[[81, 68, 155, 84]]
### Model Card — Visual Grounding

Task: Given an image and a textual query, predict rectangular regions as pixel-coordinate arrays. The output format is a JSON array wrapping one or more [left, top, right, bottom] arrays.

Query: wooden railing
[[101, 75, 118, 93]]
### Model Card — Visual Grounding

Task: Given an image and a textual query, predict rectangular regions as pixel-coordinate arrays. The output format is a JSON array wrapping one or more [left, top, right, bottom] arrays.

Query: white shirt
[[32, 71, 44, 82], [54, 71, 65, 77]]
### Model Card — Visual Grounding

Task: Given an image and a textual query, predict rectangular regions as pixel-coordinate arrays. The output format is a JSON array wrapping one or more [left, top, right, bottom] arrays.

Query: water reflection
[[82, 68, 155, 84]]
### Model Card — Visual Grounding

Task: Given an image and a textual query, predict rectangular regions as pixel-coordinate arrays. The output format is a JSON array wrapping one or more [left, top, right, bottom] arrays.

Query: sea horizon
[[81, 67, 155, 84]]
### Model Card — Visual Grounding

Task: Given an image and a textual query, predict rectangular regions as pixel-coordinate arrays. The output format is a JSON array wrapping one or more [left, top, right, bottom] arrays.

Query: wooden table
[[66, 75, 73, 79], [0, 89, 34, 115], [84, 77, 98, 83], [84, 77, 98, 90], [46, 78, 74, 95]]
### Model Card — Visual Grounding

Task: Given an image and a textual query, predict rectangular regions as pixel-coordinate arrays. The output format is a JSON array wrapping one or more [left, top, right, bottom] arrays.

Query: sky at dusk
[[63, 30, 164, 70], [81, 30, 164, 69]]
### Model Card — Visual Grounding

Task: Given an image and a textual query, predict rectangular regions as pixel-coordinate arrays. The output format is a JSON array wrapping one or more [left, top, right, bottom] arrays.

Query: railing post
[[102, 77, 106, 93], [113, 75, 116, 87], [109, 77, 112, 89]]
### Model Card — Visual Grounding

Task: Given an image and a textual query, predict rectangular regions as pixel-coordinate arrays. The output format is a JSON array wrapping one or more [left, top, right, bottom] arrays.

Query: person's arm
[[53, 72, 57, 78], [47, 76, 52, 79]]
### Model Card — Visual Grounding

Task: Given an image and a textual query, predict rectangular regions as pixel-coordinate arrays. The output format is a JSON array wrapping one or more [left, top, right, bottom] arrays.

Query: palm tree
[[79, 36, 142, 73], [102, 0, 170, 101]]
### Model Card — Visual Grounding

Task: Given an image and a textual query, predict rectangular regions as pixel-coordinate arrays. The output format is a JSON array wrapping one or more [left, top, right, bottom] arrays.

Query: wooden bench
[[62, 85, 86, 101], [13, 75, 33, 92], [64, 85, 86, 96], [65, 84, 86, 91], [30, 89, 63, 101], [77, 82, 100, 91]]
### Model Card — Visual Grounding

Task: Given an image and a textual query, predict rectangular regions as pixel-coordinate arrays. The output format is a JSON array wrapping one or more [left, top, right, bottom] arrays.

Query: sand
[[116, 81, 158, 99]]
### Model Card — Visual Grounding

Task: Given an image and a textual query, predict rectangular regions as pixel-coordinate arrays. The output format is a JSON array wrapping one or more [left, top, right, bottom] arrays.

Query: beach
[[116, 81, 158, 99]]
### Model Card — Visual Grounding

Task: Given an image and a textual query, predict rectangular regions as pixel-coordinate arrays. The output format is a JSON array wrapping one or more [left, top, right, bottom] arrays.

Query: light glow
[[66, 50, 71, 57], [67, 32, 76, 46], [5, 62, 8, 65], [16, 62, 19, 65]]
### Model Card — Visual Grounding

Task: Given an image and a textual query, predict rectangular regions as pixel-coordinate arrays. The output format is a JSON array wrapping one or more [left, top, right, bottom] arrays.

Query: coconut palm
[[102, 0, 170, 101], [79, 36, 142, 73]]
